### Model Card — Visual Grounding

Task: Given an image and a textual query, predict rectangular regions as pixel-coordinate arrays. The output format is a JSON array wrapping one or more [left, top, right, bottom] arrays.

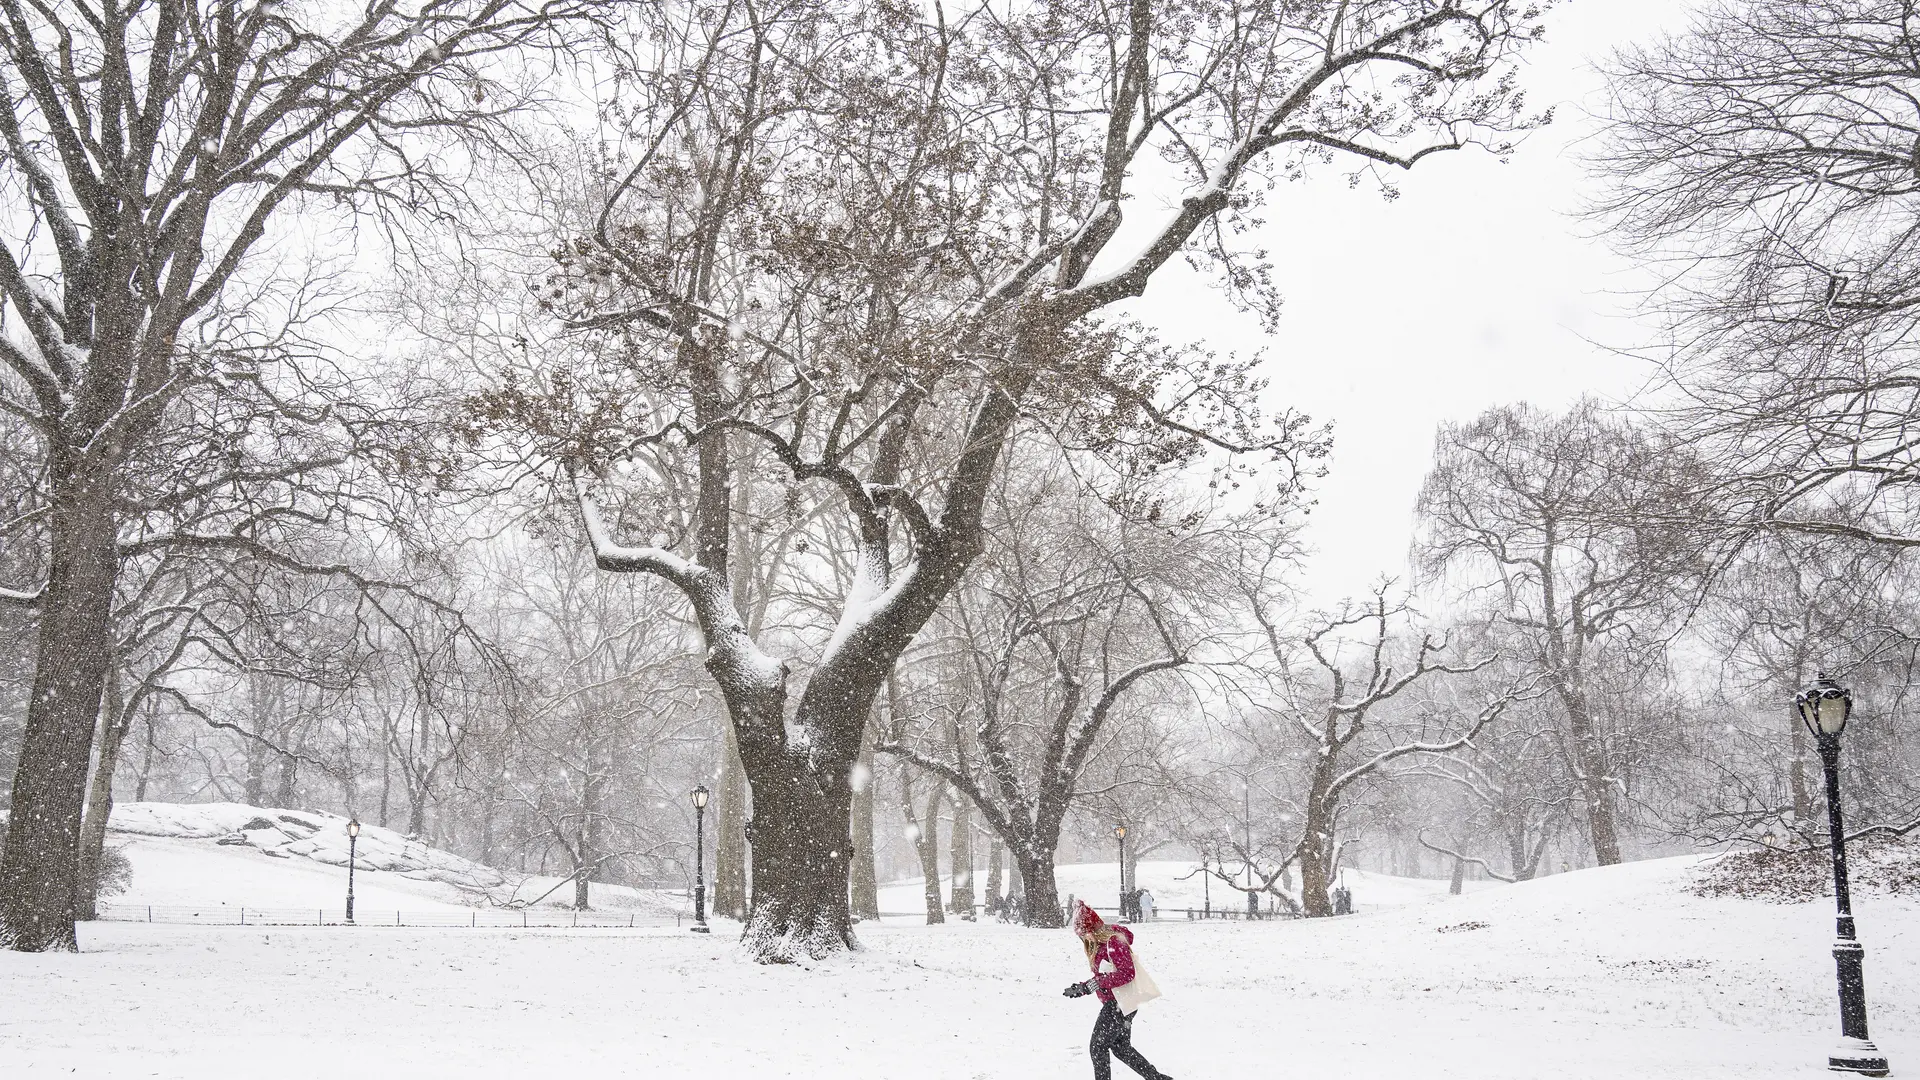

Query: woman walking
[[1062, 900, 1173, 1080]]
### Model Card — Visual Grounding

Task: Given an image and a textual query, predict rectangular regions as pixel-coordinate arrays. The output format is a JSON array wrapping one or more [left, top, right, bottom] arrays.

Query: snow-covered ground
[[3, 830, 1912, 1079]]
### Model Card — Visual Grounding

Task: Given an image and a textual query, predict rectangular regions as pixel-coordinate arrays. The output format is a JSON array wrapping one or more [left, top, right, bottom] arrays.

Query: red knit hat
[[1071, 898, 1105, 937]]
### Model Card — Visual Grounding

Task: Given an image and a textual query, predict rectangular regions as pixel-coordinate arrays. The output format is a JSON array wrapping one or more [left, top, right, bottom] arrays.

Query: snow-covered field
[[2, 823, 1912, 1079]]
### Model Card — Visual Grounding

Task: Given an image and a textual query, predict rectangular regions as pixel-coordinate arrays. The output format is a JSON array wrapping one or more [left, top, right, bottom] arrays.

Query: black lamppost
[[345, 817, 361, 924], [690, 784, 711, 934], [1202, 843, 1211, 918], [1795, 674, 1889, 1077], [1113, 823, 1128, 921]]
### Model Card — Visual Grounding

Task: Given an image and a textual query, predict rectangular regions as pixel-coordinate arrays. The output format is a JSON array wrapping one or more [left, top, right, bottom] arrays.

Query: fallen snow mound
[[1693, 833, 1920, 903]]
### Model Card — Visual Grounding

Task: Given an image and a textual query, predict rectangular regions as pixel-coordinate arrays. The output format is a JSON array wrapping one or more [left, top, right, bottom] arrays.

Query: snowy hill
[[103, 801, 693, 924], [7, 850, 1914, 1078]]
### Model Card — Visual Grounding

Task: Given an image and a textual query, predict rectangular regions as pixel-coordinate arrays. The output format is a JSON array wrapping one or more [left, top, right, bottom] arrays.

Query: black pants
[[1090, 999, 1161, 1080]]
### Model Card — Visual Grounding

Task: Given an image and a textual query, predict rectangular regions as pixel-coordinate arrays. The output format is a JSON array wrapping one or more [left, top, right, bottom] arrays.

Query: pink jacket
[[1087, 925, 1137, 1004]]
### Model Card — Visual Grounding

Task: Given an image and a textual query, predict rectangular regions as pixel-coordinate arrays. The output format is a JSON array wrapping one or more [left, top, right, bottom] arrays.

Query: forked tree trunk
[[1, 477, 118, 952]]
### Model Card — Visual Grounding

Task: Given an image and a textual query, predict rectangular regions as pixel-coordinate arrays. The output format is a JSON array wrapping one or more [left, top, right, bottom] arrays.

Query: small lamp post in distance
[[345, 817, 361, 925], [1795, 673, 1889, 1077], [1112, 823, 1128, 922], [690, 784, 711, 933]]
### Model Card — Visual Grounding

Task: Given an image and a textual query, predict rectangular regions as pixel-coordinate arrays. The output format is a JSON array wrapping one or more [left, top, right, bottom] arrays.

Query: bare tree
[[1257, 587, 1514, 916], [1592, 1, 1920, 552], [1416, 401, 1709, 865], [877, 464, 1210, 926], [0, 0, 600, 951], [475, 0, 1546, 959]]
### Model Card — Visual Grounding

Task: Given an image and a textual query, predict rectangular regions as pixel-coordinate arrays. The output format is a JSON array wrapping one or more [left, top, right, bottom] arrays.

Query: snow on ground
[[4, 847, 1912, 1079], [104, 802, 688, 922]]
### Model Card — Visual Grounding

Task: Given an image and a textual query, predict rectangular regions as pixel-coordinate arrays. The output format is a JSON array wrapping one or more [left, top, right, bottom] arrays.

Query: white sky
[[1122, 0, 1689, 607]]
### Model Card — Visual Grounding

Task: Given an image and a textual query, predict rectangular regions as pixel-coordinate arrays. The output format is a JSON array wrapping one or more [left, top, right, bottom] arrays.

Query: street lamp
[[1795, 674, 1889, 1077], [1113, 823, 1128, 921], [1202, 843, 1211, 918], [690, 785, 711, 934], [344, 817, 361, 924]]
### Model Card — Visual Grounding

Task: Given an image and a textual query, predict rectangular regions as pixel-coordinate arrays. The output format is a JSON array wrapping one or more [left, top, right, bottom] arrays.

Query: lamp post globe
[[1796, 674, 1888, 1077], [690, 784, 711, 933], [344, 817, 361, 924]]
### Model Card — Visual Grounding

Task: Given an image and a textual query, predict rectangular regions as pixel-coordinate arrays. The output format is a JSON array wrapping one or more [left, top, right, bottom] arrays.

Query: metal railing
[[93, 903, 688, 928]]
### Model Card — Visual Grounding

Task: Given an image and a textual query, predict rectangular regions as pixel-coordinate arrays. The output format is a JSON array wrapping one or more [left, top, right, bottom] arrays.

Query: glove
[[1062, 981, 1094, 998]]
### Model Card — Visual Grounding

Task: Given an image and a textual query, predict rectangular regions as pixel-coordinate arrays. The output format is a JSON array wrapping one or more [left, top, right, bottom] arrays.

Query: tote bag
[[1111, 954, 1163, 1014]]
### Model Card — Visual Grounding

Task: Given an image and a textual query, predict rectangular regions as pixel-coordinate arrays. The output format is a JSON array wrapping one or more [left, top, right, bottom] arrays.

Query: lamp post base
[[689, 923, 712, 934], [1830, 1037, 1889, 1076]]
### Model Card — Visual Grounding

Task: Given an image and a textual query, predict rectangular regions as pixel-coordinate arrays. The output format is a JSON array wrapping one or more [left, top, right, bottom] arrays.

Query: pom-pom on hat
[[1071, 898, 1106, 937]]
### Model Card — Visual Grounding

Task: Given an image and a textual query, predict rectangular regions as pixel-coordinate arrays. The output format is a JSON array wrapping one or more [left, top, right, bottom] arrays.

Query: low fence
[[93, 902, 1312, 929], [94, 903, 690, 929]]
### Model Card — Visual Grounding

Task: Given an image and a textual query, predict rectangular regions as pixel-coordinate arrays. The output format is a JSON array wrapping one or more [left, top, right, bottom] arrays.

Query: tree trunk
[[76, 672, 134, 922], [134, 703, 157, 802], [744, 749, 861, 954], [849, 731, 879, 921], [714, 721, 749, 920], [985, 838, 1003, 912], [902, 770, 944, 925], [242, 734, 269, 807], [378, 741, 393, 828], [947, 798, 974, 917], [1, 471, 120, 952], [274, 751, 298, 810], [1297, 792, 1336, 918], [1565, 693, 1622, 865], [573, 863, 592, 910], [1015, 848, 1062, 928], [1787, 707, 1814, 821], [1449, 855, 1465, 895]]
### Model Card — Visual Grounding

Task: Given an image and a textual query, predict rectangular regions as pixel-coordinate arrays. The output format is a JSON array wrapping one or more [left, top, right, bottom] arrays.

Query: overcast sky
[[1117, 0, 1690, 607]]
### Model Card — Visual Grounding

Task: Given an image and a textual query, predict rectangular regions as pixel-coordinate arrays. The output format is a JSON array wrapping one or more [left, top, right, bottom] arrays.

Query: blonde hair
[[1081, 924, 1120, 968]]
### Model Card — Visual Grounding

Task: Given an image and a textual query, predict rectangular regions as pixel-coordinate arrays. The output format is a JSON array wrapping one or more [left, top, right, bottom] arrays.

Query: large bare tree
[[477, 0, 1550, 959], [0, 0, 598, 951]]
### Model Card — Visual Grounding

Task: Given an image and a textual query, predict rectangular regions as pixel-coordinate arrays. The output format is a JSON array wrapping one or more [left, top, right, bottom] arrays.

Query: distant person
[[1137, 889, 1155, 921], [1063, 900, 1172, 1080]]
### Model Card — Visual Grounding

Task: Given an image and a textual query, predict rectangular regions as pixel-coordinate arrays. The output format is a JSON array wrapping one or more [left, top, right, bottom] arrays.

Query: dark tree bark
[[900, 769, 945, 925], [714, 723, 750, 920], [849, 728, 879, 921], [948, 794, 975, 918]]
